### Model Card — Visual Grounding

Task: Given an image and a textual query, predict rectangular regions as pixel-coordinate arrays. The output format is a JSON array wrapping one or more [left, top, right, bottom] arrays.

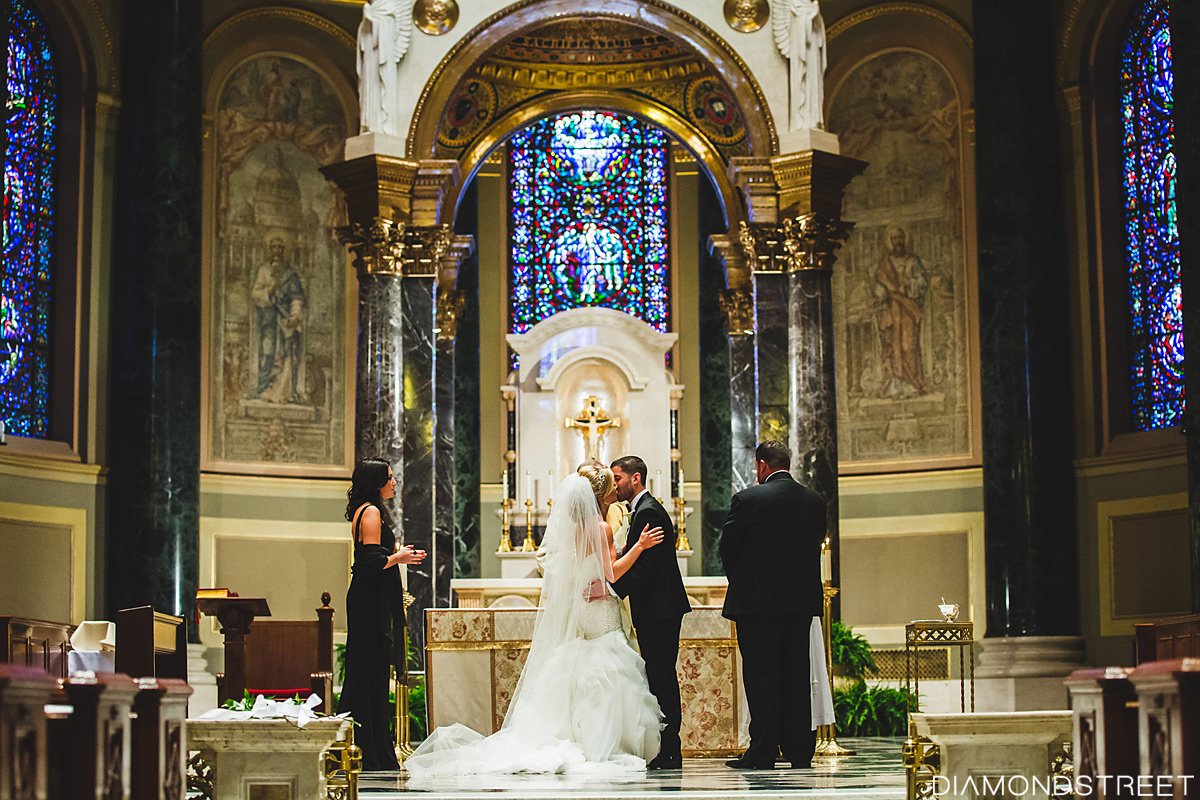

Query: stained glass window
[[1121, 0, 1180, 430], [3, 0, 57, 438], [508, 111, 670, 340]]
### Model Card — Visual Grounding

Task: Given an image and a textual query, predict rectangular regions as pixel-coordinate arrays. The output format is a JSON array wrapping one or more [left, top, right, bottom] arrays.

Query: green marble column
[[106, 0, 202, 628]]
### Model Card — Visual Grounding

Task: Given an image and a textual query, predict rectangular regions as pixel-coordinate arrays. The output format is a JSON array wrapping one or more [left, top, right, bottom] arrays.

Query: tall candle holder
[[521, 497, 536, 552], [497, 497, 514, 553], [674, 495, 691, 551], [814, 537, 854, 758]]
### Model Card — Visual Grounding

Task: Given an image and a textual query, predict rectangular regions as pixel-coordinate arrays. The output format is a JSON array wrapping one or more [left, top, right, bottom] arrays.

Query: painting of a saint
[[829, 50, 978, 469], [205, 55, 350, 471]]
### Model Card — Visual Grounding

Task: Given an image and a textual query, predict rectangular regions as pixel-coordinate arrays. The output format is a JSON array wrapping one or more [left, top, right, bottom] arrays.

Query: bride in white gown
[[405, 467, 667, 776]]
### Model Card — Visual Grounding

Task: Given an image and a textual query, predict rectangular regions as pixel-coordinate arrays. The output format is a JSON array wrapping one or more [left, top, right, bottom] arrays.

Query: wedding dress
[[405, 475, 662, 777]]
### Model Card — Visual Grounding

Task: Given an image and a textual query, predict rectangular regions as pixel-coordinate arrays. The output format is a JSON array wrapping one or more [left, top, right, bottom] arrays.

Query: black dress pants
[[735, 614, 816, 766], [637, 614, 684, 759]]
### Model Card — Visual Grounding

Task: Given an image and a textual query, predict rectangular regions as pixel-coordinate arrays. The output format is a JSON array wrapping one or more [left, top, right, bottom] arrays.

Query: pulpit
[[196, 593, 271, 706]]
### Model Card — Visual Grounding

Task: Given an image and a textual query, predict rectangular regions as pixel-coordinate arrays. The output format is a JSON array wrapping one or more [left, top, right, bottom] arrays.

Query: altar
[[424, 606, 748, 756]]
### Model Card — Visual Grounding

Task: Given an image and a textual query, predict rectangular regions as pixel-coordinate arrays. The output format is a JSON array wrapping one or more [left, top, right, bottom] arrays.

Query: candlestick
[[521, 498, 536, 552], [821, 537, 832, 584], [674, 495, 691, 551], [497, 498, 513, 552]]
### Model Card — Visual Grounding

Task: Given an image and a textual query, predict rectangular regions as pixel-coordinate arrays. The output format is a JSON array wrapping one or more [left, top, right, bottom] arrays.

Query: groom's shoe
[[647, 754, 682, 770], [724, 756, 775, 770]]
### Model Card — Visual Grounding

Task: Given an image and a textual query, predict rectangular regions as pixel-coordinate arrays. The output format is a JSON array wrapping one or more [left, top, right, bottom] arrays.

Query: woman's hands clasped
[[388, 544, 427, 568]]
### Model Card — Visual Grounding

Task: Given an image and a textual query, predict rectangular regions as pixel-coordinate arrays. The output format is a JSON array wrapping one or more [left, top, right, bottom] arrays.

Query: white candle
[[526, 471, 532, 501], [548, 470, 554, 497], [656, 470, 662, 498], [678, 467, 685, 498], [821, 538, 832, 584], [502, 468, 509, 500]]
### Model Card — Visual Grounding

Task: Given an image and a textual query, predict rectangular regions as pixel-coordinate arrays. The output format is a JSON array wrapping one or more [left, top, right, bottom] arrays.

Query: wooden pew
[[1065, 667, 1139, 797], [58, 672, 138, 800], [1134, 614, 1200, 663], [0, 616, 73, 679], [1129, 659, 1200, 799], [0, 665, 59, 800], [130, 678, 192, 800]]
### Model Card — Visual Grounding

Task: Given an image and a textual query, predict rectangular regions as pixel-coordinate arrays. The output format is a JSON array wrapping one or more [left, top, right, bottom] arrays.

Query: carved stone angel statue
[[356, 0, 412, 136], [771, 0, 827, 130]]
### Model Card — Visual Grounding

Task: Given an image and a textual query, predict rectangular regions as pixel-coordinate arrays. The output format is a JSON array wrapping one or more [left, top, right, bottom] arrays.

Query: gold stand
[[520, 498, 536, 551], [323, 726, 362, 800], [395, 590, 416, 765], [673, 495, 691, 551], [813, 582, 855, 758], [497, 498, 514, 553]]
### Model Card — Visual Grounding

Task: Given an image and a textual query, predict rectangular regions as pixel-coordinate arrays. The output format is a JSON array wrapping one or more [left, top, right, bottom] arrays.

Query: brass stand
[[395, 590, 416, 765], [497, 498, 514, 553], [323, 726, 363, 800], [520, 498, 536, 551], [813, 582, 855, 758], [673, 495, 691, 551]]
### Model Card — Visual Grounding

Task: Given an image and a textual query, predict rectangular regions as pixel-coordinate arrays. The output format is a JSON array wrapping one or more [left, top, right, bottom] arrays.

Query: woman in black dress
[[337, 458, 426, 771]]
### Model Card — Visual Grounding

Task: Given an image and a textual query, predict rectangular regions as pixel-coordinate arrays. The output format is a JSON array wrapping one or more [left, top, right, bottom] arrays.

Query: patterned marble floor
[[359, 738, 907, 799]]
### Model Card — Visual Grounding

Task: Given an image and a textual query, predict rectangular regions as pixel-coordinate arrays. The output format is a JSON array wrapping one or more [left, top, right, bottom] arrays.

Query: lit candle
[[678, 467, 685, 498], [502, 467, 509, 500], [821, 537, 832, 584], [656, 470, 662, 498], [548, 469, 554, 497], [526, 471, 532, 502]]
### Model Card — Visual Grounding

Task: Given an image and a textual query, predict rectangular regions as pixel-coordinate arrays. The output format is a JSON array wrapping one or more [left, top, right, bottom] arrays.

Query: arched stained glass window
[[508, 111, 670, 339], [1121, 0, 1180, 430], [3, 0, 58, 438]]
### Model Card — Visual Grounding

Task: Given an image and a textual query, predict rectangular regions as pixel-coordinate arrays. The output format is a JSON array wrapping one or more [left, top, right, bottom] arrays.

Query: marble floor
[[359, 738, 907, 799]]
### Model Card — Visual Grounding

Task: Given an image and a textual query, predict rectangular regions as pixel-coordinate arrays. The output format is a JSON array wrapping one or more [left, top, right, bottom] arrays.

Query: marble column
[[754, 272, 790, 444], [780, 214, 855, 598], [974, 0, 1078, 636], [106, 0, 202, 627], [1172, 0, 1200, 611], [716, 276, 757, 493], [452, 182, 482, 579]]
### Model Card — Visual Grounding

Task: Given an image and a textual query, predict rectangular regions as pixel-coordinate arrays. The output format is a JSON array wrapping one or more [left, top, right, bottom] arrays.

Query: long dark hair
[[346, 458, 392, 521]]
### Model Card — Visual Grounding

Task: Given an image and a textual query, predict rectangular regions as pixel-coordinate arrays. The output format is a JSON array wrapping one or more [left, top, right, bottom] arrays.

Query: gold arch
[[450, 91, 743, 229], [407, 0, 778, 162]]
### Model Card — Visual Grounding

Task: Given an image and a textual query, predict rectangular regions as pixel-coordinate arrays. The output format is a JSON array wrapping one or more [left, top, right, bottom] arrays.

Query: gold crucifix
[[565, 396, 622, 461]]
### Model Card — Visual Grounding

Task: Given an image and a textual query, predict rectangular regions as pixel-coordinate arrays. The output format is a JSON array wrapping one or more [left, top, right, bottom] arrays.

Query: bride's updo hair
[[576, 460, 614, 504]]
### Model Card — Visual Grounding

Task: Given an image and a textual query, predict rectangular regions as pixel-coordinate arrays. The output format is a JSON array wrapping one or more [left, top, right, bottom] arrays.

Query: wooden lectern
[[195, 592, 271, 706]]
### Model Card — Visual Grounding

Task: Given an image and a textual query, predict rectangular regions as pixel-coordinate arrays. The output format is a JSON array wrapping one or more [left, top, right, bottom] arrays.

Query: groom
[[610, 455, 691, 769]]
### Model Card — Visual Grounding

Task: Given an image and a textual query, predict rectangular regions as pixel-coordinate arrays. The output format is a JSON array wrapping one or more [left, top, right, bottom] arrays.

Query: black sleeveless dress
[[337, 503, 407, 771]]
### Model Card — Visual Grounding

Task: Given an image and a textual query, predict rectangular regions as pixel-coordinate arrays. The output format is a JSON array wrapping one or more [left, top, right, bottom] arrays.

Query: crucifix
[[565, 395, 622, 461]]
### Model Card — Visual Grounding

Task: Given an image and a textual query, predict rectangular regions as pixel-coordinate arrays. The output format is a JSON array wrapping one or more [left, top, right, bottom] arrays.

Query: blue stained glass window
[[3, 0, 57, 438], [1121, 0, 1181, 430], [508, 111, 670, 340]]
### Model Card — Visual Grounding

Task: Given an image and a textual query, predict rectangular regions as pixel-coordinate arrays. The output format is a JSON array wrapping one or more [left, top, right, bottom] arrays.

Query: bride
[[404, 464, 667, 776]]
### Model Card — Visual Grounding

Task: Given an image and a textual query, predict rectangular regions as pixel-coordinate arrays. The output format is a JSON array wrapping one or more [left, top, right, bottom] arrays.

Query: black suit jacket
[[720, 471, 826, 620], [610, 492, 691, 628]]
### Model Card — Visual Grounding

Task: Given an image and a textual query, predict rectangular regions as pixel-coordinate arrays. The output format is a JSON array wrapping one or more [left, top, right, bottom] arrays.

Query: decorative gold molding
[[335, 219, 452, 277], [204, 6, 356, 52], [826, 3, 971, 47], [408, 0, 778, 159], [79, 0, 117, 91], [475, 56, 707, 89], [436, 289, 466, 341]]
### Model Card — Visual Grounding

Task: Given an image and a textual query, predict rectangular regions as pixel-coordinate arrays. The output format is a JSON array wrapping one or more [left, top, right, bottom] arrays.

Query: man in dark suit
[[721, 441, 826, 769], [610, 455, 692, 769]]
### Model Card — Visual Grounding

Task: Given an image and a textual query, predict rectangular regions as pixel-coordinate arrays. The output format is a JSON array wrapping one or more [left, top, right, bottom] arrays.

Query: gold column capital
[[436, 288, 466, 342], [718, 287, 755, 336], [779, 213, 856, 273], [707, 233, 753, 291], [335, 216, 409, 277]]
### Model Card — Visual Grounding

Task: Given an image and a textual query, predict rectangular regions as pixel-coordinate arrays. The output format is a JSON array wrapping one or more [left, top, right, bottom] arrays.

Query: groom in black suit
[[610, 455, 691, 769], [721, 441, 826, 769]]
